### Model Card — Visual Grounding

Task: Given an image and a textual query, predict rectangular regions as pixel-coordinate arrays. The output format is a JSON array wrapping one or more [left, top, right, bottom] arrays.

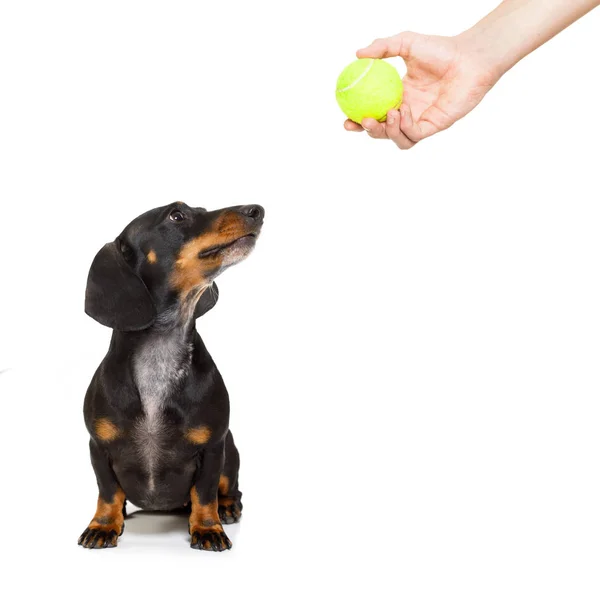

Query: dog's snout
[[240, 204, 264, 222]]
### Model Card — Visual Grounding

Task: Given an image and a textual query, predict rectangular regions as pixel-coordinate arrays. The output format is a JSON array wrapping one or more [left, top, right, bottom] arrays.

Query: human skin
[[345, 0, 600, 149]]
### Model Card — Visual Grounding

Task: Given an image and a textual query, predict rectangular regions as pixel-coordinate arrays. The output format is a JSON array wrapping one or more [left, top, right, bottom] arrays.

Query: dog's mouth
[[197, 232, 258, 259]]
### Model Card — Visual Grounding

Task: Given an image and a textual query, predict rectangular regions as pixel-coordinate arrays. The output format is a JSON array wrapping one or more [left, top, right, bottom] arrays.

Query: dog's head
[[85, 202, 264, 331]]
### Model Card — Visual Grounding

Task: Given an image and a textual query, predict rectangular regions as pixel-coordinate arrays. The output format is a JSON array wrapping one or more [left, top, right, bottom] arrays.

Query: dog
[[78, 201, 264, 550]]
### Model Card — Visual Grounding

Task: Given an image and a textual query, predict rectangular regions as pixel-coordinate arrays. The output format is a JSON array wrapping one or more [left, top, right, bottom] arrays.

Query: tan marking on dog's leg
[[218, 474, 229, 496], [78, 488, 126, 548]]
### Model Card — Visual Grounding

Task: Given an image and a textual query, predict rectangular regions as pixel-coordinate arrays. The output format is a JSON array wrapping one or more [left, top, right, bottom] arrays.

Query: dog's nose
[[240, 204, 264, 222]]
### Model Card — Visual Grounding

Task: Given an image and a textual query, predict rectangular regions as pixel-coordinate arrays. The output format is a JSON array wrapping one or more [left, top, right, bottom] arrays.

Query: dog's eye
[[119, 240, 133, 258], [169, 209, 186, 222]]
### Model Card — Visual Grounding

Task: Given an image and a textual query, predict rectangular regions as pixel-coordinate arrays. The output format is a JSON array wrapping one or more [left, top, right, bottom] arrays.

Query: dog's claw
[[190, 529, 232, 551], [218, 499, 242, 524], [78, 525, 120, 549]]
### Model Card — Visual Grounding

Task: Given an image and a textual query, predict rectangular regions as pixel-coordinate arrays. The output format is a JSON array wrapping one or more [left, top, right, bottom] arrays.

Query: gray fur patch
[[132, 318, 194, 492]]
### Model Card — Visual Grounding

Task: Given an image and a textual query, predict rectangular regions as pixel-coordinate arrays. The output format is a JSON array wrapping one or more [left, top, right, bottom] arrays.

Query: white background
[[1, 1, 599, 598]]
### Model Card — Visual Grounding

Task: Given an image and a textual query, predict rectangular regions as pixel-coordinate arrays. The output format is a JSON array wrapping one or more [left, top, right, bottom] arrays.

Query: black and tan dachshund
[[78, 201, 264, 551]]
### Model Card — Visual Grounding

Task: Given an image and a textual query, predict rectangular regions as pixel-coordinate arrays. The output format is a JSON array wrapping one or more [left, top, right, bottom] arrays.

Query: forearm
[[458, 0, 600, 78]]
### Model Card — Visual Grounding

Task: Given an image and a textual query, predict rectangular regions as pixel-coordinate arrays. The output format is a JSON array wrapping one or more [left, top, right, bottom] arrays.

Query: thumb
[[357, 31, 417, 60]]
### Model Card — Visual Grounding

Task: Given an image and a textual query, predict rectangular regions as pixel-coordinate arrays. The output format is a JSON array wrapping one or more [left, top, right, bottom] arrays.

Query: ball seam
[[336, 59, 375, 94]]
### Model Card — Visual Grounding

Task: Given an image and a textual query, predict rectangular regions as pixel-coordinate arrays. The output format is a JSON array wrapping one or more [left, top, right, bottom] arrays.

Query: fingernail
[[387, 111, 395, 125]]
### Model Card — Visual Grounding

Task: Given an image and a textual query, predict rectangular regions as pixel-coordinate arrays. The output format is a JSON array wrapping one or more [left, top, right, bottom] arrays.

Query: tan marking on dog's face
[[185, 426, 212, 445], [95, 418, 120, 442], [218, 475, 230, 496], [170, 211, 255, 297], [147, 249, 157, 264]]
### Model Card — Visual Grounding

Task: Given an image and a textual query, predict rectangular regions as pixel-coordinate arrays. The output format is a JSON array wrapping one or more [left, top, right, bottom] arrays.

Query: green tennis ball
[[336, 58, 403, 124]]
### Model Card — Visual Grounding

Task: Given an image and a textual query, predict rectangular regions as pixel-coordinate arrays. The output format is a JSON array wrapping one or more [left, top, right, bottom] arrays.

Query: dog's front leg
[[189, 442, 232, 551], [78, 440, 126, 549]]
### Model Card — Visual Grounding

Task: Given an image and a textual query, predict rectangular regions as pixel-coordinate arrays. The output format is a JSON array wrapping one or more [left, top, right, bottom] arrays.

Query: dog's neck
[[108, 287, 209, 365], [130, 298, 201, 416], [151, 305, 196, 335], [149, 285, 208, 334]]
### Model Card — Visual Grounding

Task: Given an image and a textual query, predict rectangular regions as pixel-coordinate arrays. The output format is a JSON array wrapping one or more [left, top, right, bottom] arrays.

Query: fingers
[[344, 119, 363, 132], [362, 112, 417, 150], [357, 32, 416, 60], [362, 118, 387, 139], [343, 110, 419, 150], [400, 104, 438, 142], [385, 110, 417, 150]]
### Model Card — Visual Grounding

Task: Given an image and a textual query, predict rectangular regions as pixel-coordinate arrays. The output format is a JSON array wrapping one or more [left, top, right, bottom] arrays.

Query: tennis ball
[[336, 58, 403, 124]]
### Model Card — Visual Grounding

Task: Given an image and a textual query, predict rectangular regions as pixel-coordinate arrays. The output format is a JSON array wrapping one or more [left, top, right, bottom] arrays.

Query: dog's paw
[[190, 528, 232, 551], [78, 522, 123, 549], [218, 498, 242, 524]]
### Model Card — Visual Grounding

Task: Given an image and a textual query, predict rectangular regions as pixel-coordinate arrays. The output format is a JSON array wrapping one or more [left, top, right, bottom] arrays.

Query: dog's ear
[[194, 283, 219, 319], [85, 241, 156, 331]]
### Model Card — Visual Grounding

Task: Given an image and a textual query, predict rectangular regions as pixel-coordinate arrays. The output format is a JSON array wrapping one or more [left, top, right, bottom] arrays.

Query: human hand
[[344, 32, 501, 149]]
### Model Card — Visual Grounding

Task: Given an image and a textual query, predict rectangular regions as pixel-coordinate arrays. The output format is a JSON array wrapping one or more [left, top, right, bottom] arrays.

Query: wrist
[[454, 26, 515, 84], [455, 0, 600, 83]]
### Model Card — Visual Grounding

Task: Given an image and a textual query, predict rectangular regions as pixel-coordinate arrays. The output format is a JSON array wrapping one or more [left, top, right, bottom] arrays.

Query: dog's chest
[[133, 331, 193, 415], [131, 330, 193, 490]]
